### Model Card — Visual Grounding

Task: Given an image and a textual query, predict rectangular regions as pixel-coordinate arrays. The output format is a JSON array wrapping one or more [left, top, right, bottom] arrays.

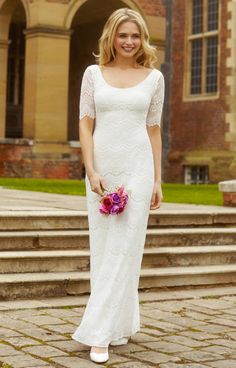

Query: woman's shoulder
[[82, 65, 99, 83], [150, 67, 163, 76], [151, 68, 164, 85], [142, 66, 163, 79], [84, 64, 99, 73]]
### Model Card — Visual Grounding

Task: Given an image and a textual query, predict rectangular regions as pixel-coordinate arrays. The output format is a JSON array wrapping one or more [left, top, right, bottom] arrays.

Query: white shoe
[[110, 337, 129, 346], [90, 349, 109, 363]]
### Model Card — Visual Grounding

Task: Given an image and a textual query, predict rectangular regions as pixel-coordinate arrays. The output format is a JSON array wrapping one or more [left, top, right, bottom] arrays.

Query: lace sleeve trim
[[146, 72, 165, 127], [79, 66, 96, 120]]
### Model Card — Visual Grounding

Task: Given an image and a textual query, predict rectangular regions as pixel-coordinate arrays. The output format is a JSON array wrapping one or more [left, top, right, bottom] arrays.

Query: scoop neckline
[[96, 65, 155, 90]]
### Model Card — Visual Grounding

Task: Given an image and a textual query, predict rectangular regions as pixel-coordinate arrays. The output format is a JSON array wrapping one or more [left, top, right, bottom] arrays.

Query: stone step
[[1, 264, 236, 300], [0, 210, 236, 231], [0, 250, 90, 273], [142, 245, 236, 268], [0, 228, 236, 251], [140, 264, 236, 289], [1, 246, 236, 273], [147, 228, 236, 247], [0, 230, 88, 251], [0, 211, 88, 231]]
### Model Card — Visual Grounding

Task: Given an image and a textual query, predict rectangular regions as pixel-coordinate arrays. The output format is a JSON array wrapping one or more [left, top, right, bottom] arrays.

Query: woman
[[72, 7, 165, 364]]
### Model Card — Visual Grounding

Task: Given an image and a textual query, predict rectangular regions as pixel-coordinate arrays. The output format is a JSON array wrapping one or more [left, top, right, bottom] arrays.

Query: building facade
[[0, 0, 235, 184], [164, 0, 236, 183], [0, 0, 166, 179]]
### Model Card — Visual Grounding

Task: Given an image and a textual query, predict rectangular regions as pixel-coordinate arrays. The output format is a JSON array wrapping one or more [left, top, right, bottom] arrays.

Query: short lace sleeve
[[79, 66, 96, 120], [146, 72, 165, 127]]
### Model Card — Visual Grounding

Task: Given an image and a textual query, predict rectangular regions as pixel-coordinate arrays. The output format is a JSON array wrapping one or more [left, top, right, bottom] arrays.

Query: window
[[187, 0, 219, 97], [184, 166, 209, 184]]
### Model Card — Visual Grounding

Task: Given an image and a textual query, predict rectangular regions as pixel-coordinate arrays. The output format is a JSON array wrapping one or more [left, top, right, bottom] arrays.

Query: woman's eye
[[118, 34, 140, 40]]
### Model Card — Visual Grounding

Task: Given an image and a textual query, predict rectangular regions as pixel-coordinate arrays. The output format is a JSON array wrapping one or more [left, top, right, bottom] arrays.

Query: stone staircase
[[0, 210, 236, 300]]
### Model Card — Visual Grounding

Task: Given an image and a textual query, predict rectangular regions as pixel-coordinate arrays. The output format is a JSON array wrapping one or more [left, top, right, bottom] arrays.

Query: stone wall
[[0, 139, 83, 179]]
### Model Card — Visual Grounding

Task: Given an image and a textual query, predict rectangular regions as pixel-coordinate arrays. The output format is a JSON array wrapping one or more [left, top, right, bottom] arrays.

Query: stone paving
[[0, 188, 236, 367], [1, 287, 236, 367], [1, 187, 236, 213]]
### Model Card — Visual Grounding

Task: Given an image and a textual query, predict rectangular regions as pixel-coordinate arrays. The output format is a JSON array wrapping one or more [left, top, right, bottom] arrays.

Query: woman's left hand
[[150, 181, 163, 210]]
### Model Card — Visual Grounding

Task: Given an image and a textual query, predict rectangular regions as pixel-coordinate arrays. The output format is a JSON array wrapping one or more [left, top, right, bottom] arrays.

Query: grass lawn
[[0, 178, 86, 196], [0, 178, 223, 206], [162, 183, 222, 206]]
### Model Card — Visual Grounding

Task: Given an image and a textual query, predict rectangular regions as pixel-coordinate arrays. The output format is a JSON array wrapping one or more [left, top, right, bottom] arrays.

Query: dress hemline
[[71, 326, 140, 348]]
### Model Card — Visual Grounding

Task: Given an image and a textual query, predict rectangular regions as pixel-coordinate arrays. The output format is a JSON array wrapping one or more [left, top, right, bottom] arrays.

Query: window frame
[[184, 165, 209, 184], [183, 0, 221, 101]]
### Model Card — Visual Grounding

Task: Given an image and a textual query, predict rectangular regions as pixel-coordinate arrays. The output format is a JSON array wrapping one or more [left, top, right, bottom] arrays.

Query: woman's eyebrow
[[118, 32, 140, 36]]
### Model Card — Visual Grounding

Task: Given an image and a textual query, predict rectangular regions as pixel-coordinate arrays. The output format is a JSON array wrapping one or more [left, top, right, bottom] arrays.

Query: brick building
[[164, 0, 236, 183], [0, 0, 166, 179], [0, 0, 235, 183]]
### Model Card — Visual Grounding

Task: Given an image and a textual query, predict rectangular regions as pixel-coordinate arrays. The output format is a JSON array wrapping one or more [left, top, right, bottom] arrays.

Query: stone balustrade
[[219, 180, 236, 207]]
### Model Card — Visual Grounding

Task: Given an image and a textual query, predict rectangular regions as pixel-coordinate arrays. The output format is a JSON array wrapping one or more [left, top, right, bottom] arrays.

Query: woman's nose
[[125, 37, 133, 44]]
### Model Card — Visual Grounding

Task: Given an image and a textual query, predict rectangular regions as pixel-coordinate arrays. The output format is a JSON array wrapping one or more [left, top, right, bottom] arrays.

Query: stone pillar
[[0, 39, 10, 138], [225, 0, 236, 152], [23, 27, 72, 141], [219, 180, 236, 207]]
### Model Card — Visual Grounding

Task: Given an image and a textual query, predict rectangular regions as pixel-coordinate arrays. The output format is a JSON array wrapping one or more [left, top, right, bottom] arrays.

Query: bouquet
[[99, 185, 129, 215]]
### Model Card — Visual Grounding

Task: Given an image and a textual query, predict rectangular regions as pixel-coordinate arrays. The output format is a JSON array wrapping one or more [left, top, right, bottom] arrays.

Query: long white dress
[[72, 64, 165, 347]]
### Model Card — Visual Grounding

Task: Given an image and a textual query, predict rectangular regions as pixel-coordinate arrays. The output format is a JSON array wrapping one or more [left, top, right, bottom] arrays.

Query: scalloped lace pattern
[[79, 67, 96, 120], [146, 72, 165, 127], [72, 64, 165, 347]]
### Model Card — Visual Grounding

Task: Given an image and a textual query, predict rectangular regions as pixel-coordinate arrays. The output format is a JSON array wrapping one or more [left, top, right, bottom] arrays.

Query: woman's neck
[[109, 56, 140, 69]]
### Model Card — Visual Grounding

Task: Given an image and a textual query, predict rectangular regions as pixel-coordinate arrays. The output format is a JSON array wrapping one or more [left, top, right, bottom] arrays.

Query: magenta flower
[[110, 205, 120, 214], [111, 193, 121, 203], [117, 205, 125, 214], [99, 185, 129, 216]]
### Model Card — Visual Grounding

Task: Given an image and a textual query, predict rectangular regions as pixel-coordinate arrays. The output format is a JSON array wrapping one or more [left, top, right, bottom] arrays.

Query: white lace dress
[[72, 64, 165, 347]]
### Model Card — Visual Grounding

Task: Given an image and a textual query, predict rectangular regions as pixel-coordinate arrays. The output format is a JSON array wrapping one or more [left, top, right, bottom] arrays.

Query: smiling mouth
[[122, 47, 135, 52]]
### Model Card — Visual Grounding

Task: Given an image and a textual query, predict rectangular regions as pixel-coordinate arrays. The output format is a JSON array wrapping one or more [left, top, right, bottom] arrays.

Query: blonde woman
[[72, 7, 165, 364]]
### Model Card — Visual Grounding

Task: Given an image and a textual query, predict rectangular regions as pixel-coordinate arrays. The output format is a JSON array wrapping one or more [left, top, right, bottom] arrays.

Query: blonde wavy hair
[[94, 8, 158, 68]]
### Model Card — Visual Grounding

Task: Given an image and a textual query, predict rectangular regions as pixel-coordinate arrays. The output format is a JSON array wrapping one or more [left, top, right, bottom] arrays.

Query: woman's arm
[[79, 66, 106, 196], [147, 125, 163, 209], [80, 116, 106, 196]]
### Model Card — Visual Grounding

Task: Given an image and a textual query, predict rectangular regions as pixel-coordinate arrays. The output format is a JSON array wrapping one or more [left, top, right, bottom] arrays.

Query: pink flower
[[99, 205, 110, 214], [99, 185, 129, 216], [100, 195, 113, 210], [117, 185, 125, 196]]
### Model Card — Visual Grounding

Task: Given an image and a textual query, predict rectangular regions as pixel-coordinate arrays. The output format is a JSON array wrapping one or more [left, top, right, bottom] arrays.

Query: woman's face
[[113, 21, 141, 59]]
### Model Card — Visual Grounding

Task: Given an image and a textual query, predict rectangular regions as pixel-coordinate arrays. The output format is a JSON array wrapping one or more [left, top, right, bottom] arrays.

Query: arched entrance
[[0, 0, 27, 138], [6, 3, 26, 138], [68, 0, 140, 141]]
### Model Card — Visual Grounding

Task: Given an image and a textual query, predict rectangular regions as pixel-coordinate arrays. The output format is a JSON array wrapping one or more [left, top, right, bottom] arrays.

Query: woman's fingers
[[151, 192, 156, 207], [156, 192, 162, 208], [90, 173, 106, 196], [150, 191, 162, 210], [97, 183, 104, 196], [150, 192, 157, 209], [100, 179, 107, 192], [92, 182, 103, 196]]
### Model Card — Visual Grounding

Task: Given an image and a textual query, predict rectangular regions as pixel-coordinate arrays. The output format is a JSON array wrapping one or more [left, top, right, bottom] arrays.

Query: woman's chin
[[117, 52, 137, 59]]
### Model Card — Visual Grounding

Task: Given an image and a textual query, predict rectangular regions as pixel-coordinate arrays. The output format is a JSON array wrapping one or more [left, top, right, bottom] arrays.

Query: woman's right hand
[[88, 172, 107, 196]]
